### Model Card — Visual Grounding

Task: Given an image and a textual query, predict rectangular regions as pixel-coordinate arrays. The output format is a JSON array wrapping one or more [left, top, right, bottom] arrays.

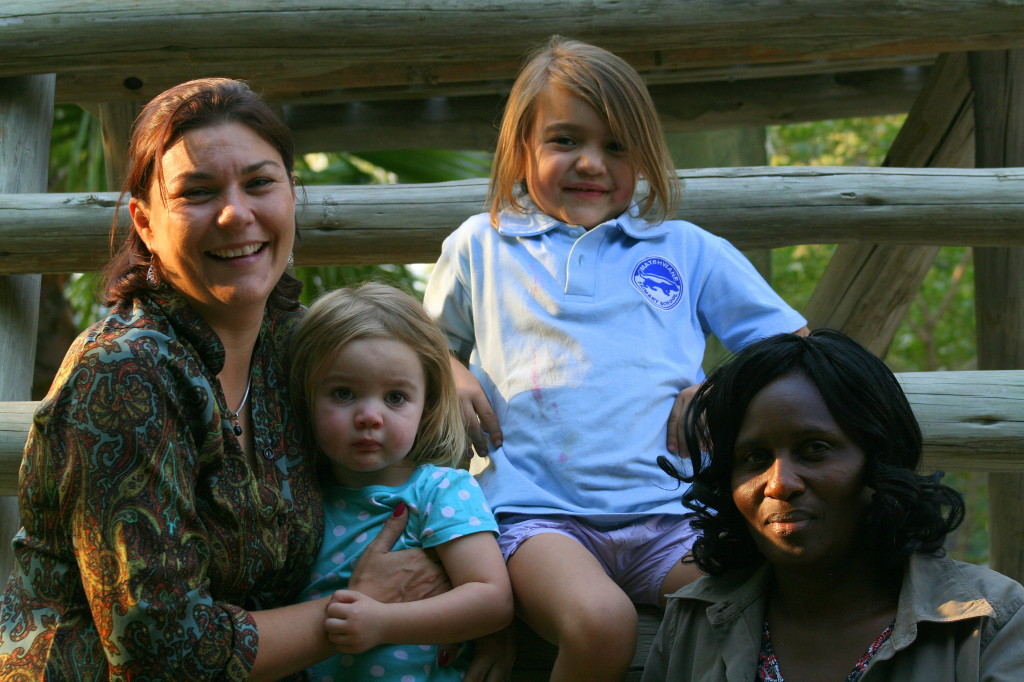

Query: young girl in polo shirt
[[424, 35, 807, 681]]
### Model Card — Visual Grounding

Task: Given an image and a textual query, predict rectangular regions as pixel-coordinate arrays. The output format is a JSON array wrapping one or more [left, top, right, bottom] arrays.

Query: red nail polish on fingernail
[[392, 502, 406, 517], [437, 649, 451, 668]]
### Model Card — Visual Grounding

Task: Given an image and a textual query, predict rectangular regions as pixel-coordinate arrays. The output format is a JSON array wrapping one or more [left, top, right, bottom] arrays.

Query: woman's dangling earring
[[147, 260, 160, 289], [287, 252, 295, 268]]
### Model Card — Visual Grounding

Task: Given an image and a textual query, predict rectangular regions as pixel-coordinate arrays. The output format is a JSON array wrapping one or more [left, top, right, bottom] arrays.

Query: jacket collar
[[890, 553, 995, 651], [674, 562, 771, 625], [672, 554, 996, 655], [495, 199, 670, 240]]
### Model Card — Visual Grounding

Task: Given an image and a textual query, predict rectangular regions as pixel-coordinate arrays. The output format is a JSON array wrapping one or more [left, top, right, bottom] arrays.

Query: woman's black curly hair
[[658, 329, 964, 576]]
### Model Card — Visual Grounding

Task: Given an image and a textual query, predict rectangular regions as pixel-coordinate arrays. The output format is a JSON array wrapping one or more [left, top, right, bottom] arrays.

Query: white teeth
[[209, 243, 262, 259]]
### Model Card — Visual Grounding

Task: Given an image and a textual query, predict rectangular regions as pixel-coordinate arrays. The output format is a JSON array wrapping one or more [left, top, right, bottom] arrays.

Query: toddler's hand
[[325, 590, 388, 653]]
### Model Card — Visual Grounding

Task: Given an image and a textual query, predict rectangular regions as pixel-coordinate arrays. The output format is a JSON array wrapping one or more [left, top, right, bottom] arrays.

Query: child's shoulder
[[641, 214, 718, 240], [441, 212, 498, 254], [451, 212, 495, 237], [450, 208, 556, 241], [410, 465, 487, 502], [414, 463, 478, 486]]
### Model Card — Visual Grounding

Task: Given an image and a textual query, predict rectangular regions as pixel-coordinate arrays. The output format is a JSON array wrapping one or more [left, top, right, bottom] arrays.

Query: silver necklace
[[226, 375, 252, 437]]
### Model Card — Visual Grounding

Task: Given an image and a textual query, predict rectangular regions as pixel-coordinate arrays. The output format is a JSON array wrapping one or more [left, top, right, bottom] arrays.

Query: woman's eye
[[384, 392, 407, 406], [802, 441, 831, 459], [739, 450, 770, 467], [607, 141, 627, 154], [181, 186, 213, 199], [550, 135, 575, 147], [247, 176, 273, 190]]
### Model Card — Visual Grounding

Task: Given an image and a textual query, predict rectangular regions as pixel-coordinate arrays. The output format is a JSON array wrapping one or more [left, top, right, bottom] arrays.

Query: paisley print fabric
[[0, 289, 323, 680]]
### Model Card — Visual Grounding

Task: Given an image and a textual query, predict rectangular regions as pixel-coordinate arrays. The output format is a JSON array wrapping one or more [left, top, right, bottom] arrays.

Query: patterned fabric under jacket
[[0, 288, 323, 680]]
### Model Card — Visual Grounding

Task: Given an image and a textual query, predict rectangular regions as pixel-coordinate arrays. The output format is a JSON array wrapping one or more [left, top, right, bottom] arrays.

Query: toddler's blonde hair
[[290, 281, 467, 469], [488, 35, 680, 227]]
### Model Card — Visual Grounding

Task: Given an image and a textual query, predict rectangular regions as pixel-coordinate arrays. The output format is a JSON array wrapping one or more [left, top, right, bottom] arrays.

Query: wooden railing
[[1, 167, 1023, 275], [2, 370, 1022, 497]]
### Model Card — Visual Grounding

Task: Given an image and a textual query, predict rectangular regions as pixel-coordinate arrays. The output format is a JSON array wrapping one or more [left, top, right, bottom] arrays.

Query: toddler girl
[[292, 281, 513, 681], [424, 36, 808, 681]]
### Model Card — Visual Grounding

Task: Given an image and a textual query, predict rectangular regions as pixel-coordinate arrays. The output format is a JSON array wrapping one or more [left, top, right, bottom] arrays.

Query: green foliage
[[771, 244, 835, 314], [889, 246, 976, 373], [768, 115, 905, 167], [357, 150, 491, 185], [50, 105, 107, 193]]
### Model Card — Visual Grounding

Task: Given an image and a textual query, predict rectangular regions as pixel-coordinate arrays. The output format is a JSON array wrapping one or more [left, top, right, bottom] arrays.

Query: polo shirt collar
[[496, 200, 670, 239]]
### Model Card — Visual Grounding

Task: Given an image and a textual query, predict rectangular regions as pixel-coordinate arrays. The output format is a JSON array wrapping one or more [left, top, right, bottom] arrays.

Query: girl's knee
[[557, 593, 638, 646]]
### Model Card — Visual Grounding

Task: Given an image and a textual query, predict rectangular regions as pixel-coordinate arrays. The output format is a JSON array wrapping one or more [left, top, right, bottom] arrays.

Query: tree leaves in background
[[50, 105, 106, 194]]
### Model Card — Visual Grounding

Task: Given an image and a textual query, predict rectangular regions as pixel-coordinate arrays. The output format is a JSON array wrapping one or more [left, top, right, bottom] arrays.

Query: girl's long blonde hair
[[290, 281, 467, 468], [488, 35, 680, 227]]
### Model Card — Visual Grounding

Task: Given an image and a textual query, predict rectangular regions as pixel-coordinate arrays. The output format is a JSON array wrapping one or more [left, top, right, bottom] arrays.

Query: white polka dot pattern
[[299, 464, 497, 681]]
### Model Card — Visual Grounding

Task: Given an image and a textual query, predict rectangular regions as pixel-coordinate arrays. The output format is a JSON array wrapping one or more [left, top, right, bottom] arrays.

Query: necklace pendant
[[233, 422, 243, 437]]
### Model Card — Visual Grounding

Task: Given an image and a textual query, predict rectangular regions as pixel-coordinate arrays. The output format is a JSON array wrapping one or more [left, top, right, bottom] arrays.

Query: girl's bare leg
[[507, 533, 637, 682]]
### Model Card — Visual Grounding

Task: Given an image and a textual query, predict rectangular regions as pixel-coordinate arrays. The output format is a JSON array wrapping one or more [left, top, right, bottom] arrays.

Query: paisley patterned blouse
[[0, 289, 323, 680]]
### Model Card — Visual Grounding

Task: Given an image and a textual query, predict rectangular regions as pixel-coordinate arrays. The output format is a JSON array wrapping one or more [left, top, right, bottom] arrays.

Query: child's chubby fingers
[[324, 613, 364, 652], [325, 590, 382, 653], [325, 625, 374, 654], [327, 588, 359, 609]]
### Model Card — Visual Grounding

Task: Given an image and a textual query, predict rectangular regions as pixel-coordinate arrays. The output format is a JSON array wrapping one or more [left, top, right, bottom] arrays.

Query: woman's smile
[[130, 121, 296, 325]]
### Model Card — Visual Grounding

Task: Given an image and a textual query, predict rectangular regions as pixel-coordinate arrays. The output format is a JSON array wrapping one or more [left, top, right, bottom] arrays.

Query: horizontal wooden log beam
[[278, 54, 935, 107], [902, 371, 1024, 473], [2, 370, 1021, 496], [288, 66, 927, 153], [1, 167, 1022, 275], [1, 1, 1021, 104], [0, 401, 34, 496]]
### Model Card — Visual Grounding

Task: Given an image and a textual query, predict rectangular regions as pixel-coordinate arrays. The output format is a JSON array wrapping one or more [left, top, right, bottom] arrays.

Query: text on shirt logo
[[631, 257, 683, 310]]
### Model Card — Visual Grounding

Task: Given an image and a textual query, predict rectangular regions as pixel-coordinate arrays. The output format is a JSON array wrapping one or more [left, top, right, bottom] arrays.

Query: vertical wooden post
[[969, 49, 1024, 582], [0, 75, 55, 576], [802, 53, 973, 356], [97, 101, 139, 191], [666, 126, 769, 369]]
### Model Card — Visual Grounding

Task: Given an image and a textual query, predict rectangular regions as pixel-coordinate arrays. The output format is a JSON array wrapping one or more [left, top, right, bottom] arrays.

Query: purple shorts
[[496, 514, 698, 606]]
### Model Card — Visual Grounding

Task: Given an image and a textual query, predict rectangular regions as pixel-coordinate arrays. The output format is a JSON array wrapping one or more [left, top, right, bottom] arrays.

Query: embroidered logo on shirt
[[631, 257, 683, 310]]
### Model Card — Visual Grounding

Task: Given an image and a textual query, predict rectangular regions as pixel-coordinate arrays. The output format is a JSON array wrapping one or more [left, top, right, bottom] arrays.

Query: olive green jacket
[[643, 553, 1024, 681]]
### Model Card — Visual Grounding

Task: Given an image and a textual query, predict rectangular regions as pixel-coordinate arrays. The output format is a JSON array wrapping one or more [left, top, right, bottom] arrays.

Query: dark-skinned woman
[[646, 329, 1024, 681]]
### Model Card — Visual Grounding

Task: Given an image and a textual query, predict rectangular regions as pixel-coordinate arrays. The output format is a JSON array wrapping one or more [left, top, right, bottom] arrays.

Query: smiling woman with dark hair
[[0, 78, 448, 681], [645, 329, 1024, 681]]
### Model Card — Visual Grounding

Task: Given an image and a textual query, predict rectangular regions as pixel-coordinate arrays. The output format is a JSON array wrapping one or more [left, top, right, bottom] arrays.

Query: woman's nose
[[763, 456, 805, 500], [217, 187, 254, 228]]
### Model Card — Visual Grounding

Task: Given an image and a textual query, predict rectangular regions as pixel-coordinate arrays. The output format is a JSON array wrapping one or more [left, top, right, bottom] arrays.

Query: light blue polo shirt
[[424, 206, 806, 522]]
